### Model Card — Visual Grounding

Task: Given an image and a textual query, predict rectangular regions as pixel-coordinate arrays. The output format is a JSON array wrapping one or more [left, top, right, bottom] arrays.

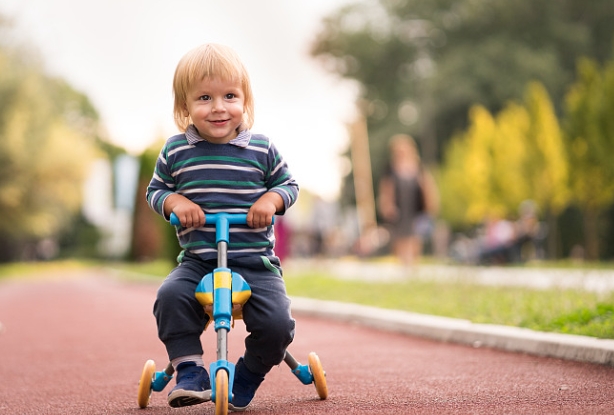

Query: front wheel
[[308, 352, 328, 399], [215, 369, 229, 415], [137, 360, 156, 408]]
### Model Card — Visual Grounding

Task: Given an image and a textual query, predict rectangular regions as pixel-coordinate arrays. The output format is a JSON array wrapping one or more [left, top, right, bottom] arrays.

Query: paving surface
[[1, 270, 613, 414]]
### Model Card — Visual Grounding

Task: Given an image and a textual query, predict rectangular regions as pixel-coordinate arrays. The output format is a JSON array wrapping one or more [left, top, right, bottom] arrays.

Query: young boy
[[146, 43, 299, 411]]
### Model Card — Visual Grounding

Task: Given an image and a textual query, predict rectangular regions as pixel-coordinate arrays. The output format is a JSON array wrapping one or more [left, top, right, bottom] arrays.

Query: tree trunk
[[583, 208, 600, 260], [546, 211, 559, 259]]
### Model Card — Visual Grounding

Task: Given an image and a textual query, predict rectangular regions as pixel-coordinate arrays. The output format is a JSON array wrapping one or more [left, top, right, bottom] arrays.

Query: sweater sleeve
[[266, 141, 299, 214], [145, 145, 175, 220]]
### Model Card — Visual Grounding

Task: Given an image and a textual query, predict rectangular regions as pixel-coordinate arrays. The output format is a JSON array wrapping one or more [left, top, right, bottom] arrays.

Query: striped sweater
[[146, 128, 299, 261]]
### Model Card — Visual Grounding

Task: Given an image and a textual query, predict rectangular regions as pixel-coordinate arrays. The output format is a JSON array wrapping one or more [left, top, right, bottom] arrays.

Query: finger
[[191, 212, 201, 227]]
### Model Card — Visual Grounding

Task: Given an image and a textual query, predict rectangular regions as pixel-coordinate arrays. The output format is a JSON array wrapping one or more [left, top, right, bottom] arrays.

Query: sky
[[1, 0, 358, 200]]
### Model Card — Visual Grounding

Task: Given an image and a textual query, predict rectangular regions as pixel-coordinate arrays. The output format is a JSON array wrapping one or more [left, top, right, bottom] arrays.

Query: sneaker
[[167, 362, 212, 407], [228, 357, 265, 411]]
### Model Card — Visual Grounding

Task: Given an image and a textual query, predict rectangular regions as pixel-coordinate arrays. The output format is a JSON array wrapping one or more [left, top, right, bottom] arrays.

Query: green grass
[[282, 270, 614, 339], [0, 260, 95, 279], [1, 260, 613, 339]]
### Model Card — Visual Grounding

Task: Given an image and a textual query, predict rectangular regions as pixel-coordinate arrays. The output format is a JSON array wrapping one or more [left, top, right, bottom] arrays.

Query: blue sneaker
[[228, 357, 265, 411], [167, 362, 212, 407]]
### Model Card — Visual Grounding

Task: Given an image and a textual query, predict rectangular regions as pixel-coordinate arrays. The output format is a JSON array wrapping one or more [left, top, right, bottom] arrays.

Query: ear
[[182, 103, 189, 118]]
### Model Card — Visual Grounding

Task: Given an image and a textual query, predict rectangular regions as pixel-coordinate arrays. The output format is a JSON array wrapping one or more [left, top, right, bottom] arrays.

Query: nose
[[211, 98, 225, 112]]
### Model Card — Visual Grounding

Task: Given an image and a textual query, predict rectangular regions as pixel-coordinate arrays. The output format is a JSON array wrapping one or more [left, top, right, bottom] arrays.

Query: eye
[[224, 93, 236, 99], [198, 95, 211, 101]]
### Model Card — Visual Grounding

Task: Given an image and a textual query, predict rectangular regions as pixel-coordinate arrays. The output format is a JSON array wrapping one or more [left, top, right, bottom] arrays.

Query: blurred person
[[477, 215, 516, 264], [478, 201, 546, 265], [377, 134, 438, 266], [273, 215, 290, 261], [146, 43, 299, 411], [514, 200, 546, 261], [309, 195, 339, 257]]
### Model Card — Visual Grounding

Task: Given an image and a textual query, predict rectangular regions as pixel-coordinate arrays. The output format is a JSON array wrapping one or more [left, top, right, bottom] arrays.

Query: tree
[[0, 18, 102, 261], [563, 59, 614, 259], [439, 82, 568, 256], [440, 103, 531, 226], [311, 0, 614, 205]]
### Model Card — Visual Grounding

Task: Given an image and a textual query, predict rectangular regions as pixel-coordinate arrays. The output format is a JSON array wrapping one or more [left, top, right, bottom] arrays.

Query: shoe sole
[[168, 389, 212, 407], [228, 402, 250, 412]]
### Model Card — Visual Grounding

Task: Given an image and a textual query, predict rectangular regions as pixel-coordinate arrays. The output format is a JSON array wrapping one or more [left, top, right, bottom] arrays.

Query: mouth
[[209, 119, 229, 125]]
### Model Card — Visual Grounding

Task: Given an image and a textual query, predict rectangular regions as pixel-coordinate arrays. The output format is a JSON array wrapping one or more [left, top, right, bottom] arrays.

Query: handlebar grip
[[169, 212, 181, 226]]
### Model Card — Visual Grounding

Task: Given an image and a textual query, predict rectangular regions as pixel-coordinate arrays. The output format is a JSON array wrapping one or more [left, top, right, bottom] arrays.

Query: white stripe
[[179, 188, 266, 196], [271, 162, 285, 176], [245, 144, 269, 154], [173, 164, 261, 177], [168, 144, 194, 157]]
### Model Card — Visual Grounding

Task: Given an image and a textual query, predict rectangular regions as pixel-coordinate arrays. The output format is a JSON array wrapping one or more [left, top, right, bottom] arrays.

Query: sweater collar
[[185, 124, 251, 148]]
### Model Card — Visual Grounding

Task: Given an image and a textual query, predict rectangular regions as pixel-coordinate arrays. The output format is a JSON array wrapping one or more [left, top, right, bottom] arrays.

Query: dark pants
[[154, 253, 295, 375]]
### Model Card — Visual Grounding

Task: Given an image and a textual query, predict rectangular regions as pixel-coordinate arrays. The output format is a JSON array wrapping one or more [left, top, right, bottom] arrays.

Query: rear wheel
[[308, 352, 328, 399]]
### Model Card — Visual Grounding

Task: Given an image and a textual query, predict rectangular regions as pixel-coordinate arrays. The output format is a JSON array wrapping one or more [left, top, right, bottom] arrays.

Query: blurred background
[[1, 0, 614, 266]]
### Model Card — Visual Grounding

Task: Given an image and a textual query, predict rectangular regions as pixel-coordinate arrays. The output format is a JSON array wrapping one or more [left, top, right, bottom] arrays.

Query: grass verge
[[283, 271, 614, 339], [1, 260, 612, 339]]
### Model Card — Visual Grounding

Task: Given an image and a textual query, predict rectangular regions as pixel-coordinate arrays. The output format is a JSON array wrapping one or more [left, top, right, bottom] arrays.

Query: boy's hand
[[247, 192, 283, 228], [164, 194, 205, 228]]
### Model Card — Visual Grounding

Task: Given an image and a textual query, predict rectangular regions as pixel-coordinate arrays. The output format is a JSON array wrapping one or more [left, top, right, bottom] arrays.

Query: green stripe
[[250, 138, 269, 147], [178, 179, 261, 189], [260, 256, 281, 277], [172, 156, 265, 171], [270, 173, 291, 187], [231, 242, 271, 248], [166, 139, 188, 152], [155, 168, 173, 181]]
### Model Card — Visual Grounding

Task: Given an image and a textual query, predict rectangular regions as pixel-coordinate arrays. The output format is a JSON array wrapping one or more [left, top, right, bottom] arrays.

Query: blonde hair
[[389, 134, 420, 162], [172, 43, 255, 132]]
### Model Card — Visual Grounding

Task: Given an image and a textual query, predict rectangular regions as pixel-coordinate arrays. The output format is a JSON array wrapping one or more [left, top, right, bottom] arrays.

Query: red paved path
[[0, 271, 613, 414]]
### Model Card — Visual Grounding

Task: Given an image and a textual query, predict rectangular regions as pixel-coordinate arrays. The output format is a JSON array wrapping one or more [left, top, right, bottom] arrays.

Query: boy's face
[[183, 77, 245, 144]]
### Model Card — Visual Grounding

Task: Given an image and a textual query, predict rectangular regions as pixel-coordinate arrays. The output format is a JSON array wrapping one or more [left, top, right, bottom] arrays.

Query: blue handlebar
[[169, 212, 274, 244], [170, 212, 250, 226]]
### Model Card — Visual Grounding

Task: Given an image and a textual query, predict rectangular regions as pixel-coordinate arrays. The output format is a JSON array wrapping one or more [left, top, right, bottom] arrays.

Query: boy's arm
[[247, 191, 284, 229], [164, 194, 205, 228], [146, 143, 204, 228], [263, 142, 299, 217]]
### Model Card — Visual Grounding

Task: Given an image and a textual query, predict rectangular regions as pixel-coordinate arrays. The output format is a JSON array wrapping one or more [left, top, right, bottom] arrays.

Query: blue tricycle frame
[[137, 213, 328, 414]]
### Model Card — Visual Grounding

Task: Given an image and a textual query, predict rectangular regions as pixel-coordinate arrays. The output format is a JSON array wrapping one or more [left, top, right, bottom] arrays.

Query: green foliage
[[311, 0, 614, 171], [523, 82, 569, 215], [564, 59, 614, 210], [562, 59, 614, 259], [0, 18, 103, 261], [439, 82, 568, 226], [313, 1, 614, 258]]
